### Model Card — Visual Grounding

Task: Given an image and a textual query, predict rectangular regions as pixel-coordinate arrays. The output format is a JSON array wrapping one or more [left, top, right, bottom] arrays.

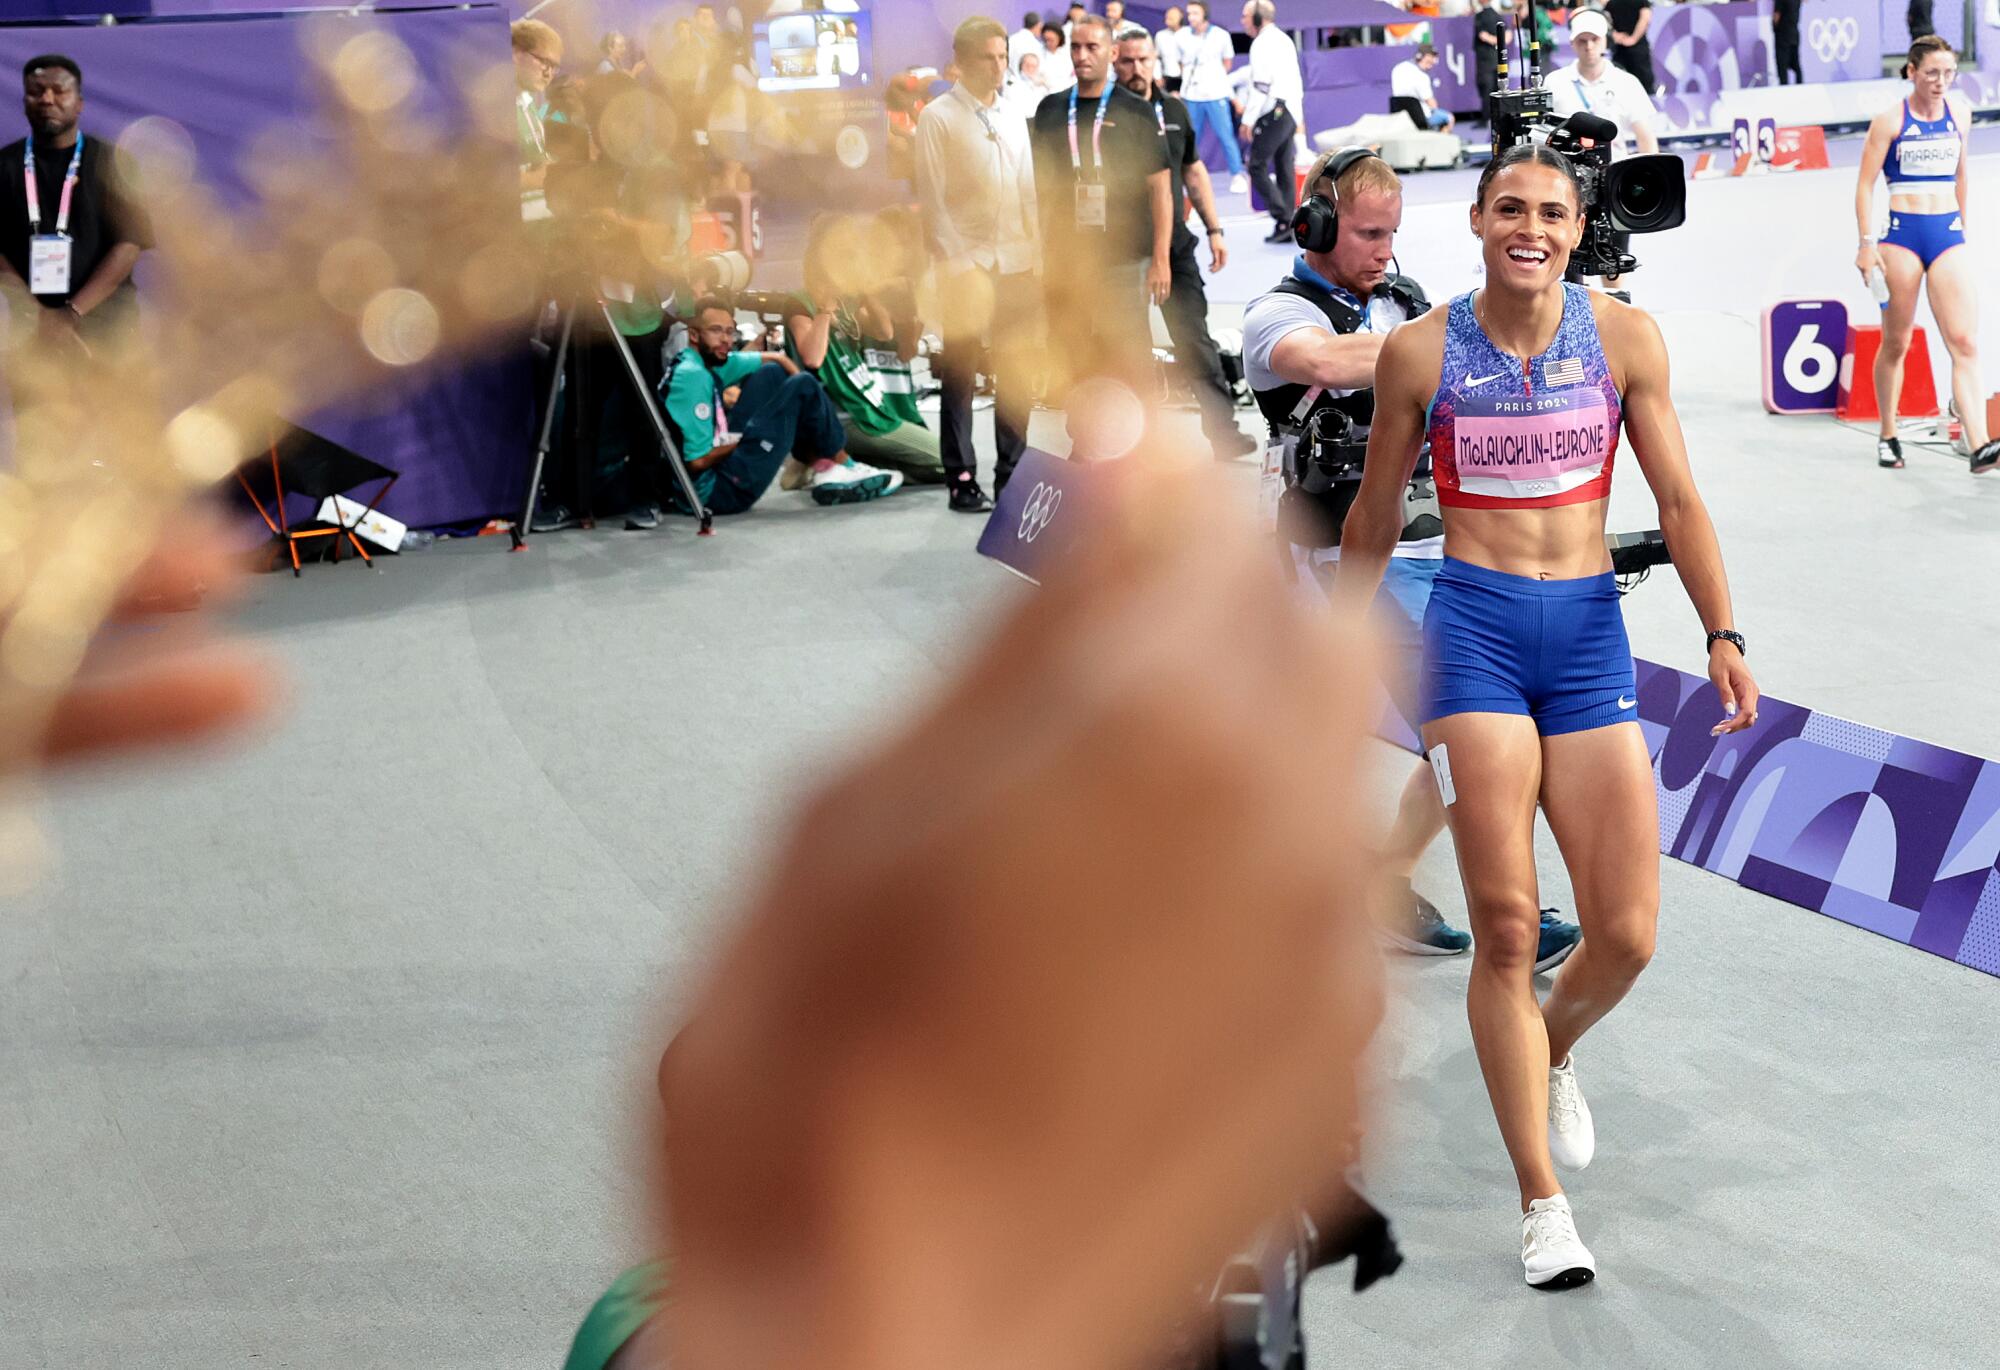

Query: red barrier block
[[1773, 125, 1831, 171], [1837, 324, 1940, 423]]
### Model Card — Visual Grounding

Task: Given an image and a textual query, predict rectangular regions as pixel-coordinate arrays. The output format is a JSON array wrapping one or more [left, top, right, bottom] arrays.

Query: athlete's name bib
[[1452, 391, 1611, 500], [1896, 135, 1958, 178]]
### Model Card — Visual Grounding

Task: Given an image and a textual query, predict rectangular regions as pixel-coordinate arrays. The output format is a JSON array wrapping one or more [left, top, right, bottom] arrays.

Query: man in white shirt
[[1543, 10, 1658, 158], [1238, 0, 1304, 241], [1390, 43, 1455, 131], [1154, 6, 1186, 90], [916, 15, 1042, 510], [1009, 10, 1045, 71], [1179, 0, 1247, 190]]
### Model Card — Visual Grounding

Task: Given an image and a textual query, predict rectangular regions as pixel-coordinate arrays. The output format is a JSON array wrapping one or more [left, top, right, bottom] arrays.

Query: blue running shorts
[[1882, 210, 1966, 271], [1420, 557, 1637, 737]]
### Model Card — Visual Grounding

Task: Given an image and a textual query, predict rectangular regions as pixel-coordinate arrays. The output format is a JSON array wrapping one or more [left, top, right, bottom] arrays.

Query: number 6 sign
[[1763, 299, 1849, 414]]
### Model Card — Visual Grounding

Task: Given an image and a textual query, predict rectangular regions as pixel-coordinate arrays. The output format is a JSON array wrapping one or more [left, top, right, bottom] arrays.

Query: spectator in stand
[[917, 16, 1043, 509], [781, 215, 948, 488], [1011, 49, 1052, 114], [660, 298, 905, 513], [1605, 0, 1658, 94], [1011, 10, 1046, 70], [1391, 43, 1456, 131], [1180, 1, 1245, 191], [1237, 0, 1304, 243], [1156, 6, 1187, 91], [1040, 24, 1077, 91]]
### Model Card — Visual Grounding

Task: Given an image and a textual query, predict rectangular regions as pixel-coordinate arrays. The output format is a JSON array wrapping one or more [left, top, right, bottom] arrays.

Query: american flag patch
[[1544, 357, 1587, 388]]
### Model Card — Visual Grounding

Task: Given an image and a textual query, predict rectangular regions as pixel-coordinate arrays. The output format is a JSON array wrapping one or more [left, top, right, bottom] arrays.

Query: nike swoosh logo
[[1465, 372, 1504, 387], [1618, 696, 1636, 710]]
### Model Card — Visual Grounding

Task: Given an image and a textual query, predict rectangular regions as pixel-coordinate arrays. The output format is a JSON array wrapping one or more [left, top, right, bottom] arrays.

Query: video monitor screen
[[753, 9, 873, 92]]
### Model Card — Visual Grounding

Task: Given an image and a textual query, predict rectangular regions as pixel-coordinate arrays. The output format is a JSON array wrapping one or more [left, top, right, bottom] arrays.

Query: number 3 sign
[[1762, 299, 1849, 414]]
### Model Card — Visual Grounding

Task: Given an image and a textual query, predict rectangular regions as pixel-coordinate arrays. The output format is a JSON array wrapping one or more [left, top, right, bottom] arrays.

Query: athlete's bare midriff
[[1441, 499, 1614, 581]]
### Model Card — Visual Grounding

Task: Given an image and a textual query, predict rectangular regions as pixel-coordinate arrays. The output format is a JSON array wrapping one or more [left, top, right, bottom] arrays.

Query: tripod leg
[[597, 301, 714, 535], [515, 306, 574, 550]]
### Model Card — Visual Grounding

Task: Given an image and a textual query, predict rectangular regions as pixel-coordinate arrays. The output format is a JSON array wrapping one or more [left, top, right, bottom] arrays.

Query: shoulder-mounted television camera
[[1487, 1, 1686, 280]]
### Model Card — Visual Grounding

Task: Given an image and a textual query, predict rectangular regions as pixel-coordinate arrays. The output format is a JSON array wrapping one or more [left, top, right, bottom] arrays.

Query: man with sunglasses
[[512, 20, 563, 221]]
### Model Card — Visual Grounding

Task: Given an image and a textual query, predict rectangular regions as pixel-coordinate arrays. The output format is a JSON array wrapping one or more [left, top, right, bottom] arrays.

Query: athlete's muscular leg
[[1536, 721, 1659, 1068], [1925, 247, 1988, 449], [1423, 710, 1557, 1209], [1874, 244, 1925, 440]]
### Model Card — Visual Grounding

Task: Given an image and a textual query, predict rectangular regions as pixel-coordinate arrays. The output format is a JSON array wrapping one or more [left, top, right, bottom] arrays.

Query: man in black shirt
[[1772, 0, 1803, 84], [1474, 0, 1507, 122], [1030, 14, 1171, 401], [0, 55, 150, 353], [1115, 31, 1254, 460], [1604, 0, 1656, 94]]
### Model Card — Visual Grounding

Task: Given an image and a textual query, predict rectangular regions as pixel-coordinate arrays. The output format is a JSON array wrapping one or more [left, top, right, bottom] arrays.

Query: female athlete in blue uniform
[[1338, 143, 1760, 1290], [1855, 35, 1998, 473]]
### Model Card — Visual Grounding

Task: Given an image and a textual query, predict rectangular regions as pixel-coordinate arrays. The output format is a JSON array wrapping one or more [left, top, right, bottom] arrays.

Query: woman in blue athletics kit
[[1336, 143, 1761, 1291]]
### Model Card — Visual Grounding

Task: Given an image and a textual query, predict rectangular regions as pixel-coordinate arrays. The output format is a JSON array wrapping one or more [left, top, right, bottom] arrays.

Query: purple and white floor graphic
[[1636, 659, 2000, 979]]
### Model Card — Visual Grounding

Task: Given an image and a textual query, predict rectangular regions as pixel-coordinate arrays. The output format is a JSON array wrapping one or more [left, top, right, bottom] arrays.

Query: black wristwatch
[[1707, 629, 1746, 657]]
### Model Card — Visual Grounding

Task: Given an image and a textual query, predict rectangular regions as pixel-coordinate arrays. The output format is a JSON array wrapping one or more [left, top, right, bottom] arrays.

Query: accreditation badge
[[1073, 183, 1107, 230], [29, 234, 72, 296]]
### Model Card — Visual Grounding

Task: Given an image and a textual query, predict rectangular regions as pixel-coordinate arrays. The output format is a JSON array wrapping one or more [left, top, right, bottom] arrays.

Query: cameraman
[[1243, 149, 1580, 965], [1543, 10, 1657, 294]]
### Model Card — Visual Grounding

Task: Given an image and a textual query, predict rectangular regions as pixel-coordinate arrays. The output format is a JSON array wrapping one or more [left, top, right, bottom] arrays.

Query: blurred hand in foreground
[[653, 457, 1389, 1370]]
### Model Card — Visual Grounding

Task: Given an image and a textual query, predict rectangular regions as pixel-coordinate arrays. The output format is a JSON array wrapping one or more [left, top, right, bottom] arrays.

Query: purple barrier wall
[[1638, 659, 2000, 980], [0, 6, 536, 530]]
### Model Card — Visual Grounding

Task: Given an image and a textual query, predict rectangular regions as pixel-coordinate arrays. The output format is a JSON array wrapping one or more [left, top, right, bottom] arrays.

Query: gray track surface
[[5, 153, 1998, 1368]]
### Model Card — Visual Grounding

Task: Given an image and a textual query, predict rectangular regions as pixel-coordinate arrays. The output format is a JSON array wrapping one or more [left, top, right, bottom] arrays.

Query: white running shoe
[[1547, 1054, 1596, 1170], [805, 459, 904, 506], [1230, 172, 1249, 193], [1521, 1194, 1597, 1290]]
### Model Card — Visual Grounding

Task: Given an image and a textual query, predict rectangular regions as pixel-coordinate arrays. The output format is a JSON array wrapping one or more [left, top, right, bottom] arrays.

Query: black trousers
[[1476, 57, 1500, 122], [1774, 19, 1802, 84], [938, 268, 1036, 490], [1907, 0, 1935, 38], [1611, 43, 1656, 95], [1248, 102, 1298, 227], [1160, 234, 1237, 442]]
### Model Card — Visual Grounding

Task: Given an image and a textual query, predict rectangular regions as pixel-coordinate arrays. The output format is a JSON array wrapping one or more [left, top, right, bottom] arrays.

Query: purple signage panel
[[1763, 299, 1850, 414], [1636, 659, 2000, 979], [1800, 0, 1881, 85], [976, 448, 1113, 584]]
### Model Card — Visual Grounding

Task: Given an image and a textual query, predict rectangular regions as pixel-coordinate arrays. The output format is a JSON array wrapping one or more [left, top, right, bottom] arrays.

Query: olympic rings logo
[[1018, 482, 1063, 542], [1807, 17, 1859, 64]]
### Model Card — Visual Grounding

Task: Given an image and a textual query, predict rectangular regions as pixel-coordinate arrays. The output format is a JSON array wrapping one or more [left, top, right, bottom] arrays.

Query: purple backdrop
[[0, 6, 536, 530]]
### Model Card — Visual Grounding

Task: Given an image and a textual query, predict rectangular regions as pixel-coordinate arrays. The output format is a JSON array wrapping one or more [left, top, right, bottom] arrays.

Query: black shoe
[[1265, 222, 1295, 244], [1972, 440, 2000, 475], [529, 502, 577, 534], [624, 503, 662, 530], [948, 477, 994, 513], [1878, 436, 1905, 469], [1210, 427, 1260, 462]]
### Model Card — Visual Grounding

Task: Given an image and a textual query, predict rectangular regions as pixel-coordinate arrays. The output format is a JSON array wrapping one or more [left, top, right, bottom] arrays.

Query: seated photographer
[[661, 297, 904, 514], [779, 214, 948, 489], [1244, 148, 1580, 966]]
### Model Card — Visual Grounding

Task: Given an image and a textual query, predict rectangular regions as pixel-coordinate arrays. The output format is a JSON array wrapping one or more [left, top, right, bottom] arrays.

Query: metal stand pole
[[594, 299, 713, 534], [513, 304, 575, 551]]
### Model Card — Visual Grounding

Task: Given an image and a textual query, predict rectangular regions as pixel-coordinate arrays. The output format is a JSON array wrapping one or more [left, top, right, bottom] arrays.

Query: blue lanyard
[[1149, 93, 1167, 134], [1067, 83, 1110, 176], [23, 133, 84, 235], [1292, 255, 1365, 314]]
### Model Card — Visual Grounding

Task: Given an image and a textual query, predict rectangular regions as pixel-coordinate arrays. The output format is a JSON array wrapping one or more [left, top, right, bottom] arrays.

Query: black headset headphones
[[1290, 146, 1383, 254]]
